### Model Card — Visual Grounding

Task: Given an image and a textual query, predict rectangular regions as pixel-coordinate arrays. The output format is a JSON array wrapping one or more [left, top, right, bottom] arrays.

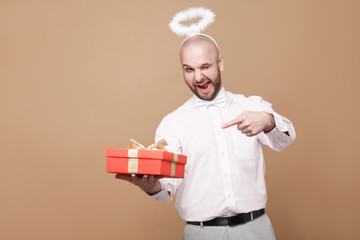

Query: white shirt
[[151, 87, 296, 222]]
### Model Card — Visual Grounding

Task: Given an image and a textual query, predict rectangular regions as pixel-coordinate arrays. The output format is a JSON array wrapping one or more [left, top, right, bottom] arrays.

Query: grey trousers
[[183, 213, 276, 240]]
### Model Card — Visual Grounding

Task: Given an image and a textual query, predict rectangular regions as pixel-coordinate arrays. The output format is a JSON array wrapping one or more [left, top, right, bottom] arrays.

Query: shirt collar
[[194, 87, 227, 110]]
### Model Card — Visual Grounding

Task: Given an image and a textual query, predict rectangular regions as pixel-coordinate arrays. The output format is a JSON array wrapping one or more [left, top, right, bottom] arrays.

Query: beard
[[186, 69, 222, 101]]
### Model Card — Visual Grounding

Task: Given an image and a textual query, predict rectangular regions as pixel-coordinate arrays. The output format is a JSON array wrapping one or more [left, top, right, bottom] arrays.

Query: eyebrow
[[182, 63, 211, 68]]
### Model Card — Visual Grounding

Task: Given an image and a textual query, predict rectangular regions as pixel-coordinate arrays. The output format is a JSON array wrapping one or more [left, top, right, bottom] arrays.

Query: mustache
[[194, 78, 211, 86]]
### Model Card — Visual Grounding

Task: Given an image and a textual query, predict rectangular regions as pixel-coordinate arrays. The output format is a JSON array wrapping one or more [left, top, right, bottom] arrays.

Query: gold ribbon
[[128, 149, 139, 158], [129, 139, 168, 151], [170, 162, 176, 177], [128, 158, 139, 173], [127, 149, 139, 173], [126, 139, 181, 176]]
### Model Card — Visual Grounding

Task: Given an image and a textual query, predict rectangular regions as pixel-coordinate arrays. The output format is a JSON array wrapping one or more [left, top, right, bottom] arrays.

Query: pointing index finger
[[222, 117, 242, 129]]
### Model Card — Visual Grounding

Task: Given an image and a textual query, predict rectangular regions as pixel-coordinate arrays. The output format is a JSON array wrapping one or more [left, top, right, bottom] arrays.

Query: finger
[[241, 125, 252, 134], [245, 131, 258, 137], [130, 174, 140, 184], [149, 175, 155, 182], [153, 175, 164, 181], [142, 175, 149, 184], [115, 174, 132, 182], [222, 117, 242, 129], [237, 121, 251, 131], [146, 175, 161, 183], [244, 127, 262, 137]]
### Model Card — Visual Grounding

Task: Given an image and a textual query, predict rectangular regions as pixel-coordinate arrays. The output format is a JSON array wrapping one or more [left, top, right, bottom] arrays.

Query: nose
[[194, 69, 203, 82]]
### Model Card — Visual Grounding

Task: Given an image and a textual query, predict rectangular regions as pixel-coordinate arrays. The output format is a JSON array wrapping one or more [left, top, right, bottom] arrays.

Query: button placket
[[210, 107, 235, 205]]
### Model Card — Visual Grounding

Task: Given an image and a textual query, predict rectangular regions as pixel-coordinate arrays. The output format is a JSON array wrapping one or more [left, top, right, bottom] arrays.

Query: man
[[116, 35, 295, 239]]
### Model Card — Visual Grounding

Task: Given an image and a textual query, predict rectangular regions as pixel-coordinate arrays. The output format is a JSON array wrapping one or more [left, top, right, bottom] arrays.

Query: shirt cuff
[[265, 125, 285, 139], [258, 111, 295, 151], [272, 112, 288, 132], [149, 189, 172, 202]]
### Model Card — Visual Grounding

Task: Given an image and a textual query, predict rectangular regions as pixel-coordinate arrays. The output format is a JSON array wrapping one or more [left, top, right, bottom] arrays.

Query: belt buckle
[[227, 216, 232, 226], [250, 211, 254, 221]]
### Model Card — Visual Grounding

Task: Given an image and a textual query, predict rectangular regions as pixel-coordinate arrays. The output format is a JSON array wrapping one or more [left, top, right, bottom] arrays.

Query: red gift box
[[106, 148, 187, 178]]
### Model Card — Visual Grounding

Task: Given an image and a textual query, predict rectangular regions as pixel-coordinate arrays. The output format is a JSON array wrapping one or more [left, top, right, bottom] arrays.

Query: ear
[[218, 55, 224, 71]]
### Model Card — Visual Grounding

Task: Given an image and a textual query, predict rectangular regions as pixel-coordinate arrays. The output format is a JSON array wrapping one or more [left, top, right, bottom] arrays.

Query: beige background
[[1, 0, 359, 239]]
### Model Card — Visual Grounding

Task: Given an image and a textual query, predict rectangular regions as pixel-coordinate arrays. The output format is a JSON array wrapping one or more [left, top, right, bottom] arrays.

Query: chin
[[198, 91, 216, 101]]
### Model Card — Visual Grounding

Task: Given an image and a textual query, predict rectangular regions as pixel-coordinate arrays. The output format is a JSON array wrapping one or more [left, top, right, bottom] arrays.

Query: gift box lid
[[105, 148, 187, 164]]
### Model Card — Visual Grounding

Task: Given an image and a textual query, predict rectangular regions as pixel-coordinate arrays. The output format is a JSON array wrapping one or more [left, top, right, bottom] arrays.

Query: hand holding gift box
[[106, 139, 187, 178]]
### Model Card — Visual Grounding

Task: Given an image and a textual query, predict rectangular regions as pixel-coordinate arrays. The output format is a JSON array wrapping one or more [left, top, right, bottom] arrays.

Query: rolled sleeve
[[149, 177, 183, 202], [253, 97, 296, 151], [149, 189, 172, 202]]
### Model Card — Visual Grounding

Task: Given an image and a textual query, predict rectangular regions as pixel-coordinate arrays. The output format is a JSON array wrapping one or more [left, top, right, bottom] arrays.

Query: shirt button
[[221, 152, 224, 156], [224, 172, 228, 177], [228, 194, 231, 198]]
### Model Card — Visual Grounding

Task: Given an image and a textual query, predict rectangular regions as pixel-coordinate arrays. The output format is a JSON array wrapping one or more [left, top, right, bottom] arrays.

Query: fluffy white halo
[[169, 7, 215, 37]]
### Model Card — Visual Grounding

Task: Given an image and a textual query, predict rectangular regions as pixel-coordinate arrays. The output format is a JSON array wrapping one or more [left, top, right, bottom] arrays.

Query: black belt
[[187, 209, 265, 227]]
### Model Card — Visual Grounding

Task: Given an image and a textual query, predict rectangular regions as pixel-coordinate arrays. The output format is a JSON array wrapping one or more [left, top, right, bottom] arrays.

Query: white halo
[[169, 7, 215, 37]]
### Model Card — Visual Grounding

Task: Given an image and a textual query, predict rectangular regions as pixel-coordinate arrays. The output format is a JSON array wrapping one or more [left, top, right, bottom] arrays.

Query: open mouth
[[196, 82, 210, 90]]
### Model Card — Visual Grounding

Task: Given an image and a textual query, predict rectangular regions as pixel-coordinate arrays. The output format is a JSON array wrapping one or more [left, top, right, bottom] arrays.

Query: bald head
[[180, 35, 220, 62]]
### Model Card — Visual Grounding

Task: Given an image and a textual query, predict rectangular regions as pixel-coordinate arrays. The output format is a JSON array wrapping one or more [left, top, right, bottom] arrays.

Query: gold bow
[[128, 139, 168, 151]]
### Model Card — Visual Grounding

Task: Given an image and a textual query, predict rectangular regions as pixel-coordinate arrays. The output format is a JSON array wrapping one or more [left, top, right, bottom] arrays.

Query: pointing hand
[[222, 111, 275, 137]]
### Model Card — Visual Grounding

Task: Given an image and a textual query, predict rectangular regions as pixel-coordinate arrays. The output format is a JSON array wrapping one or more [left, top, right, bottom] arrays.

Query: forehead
[[180, 42, 217, 66]]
